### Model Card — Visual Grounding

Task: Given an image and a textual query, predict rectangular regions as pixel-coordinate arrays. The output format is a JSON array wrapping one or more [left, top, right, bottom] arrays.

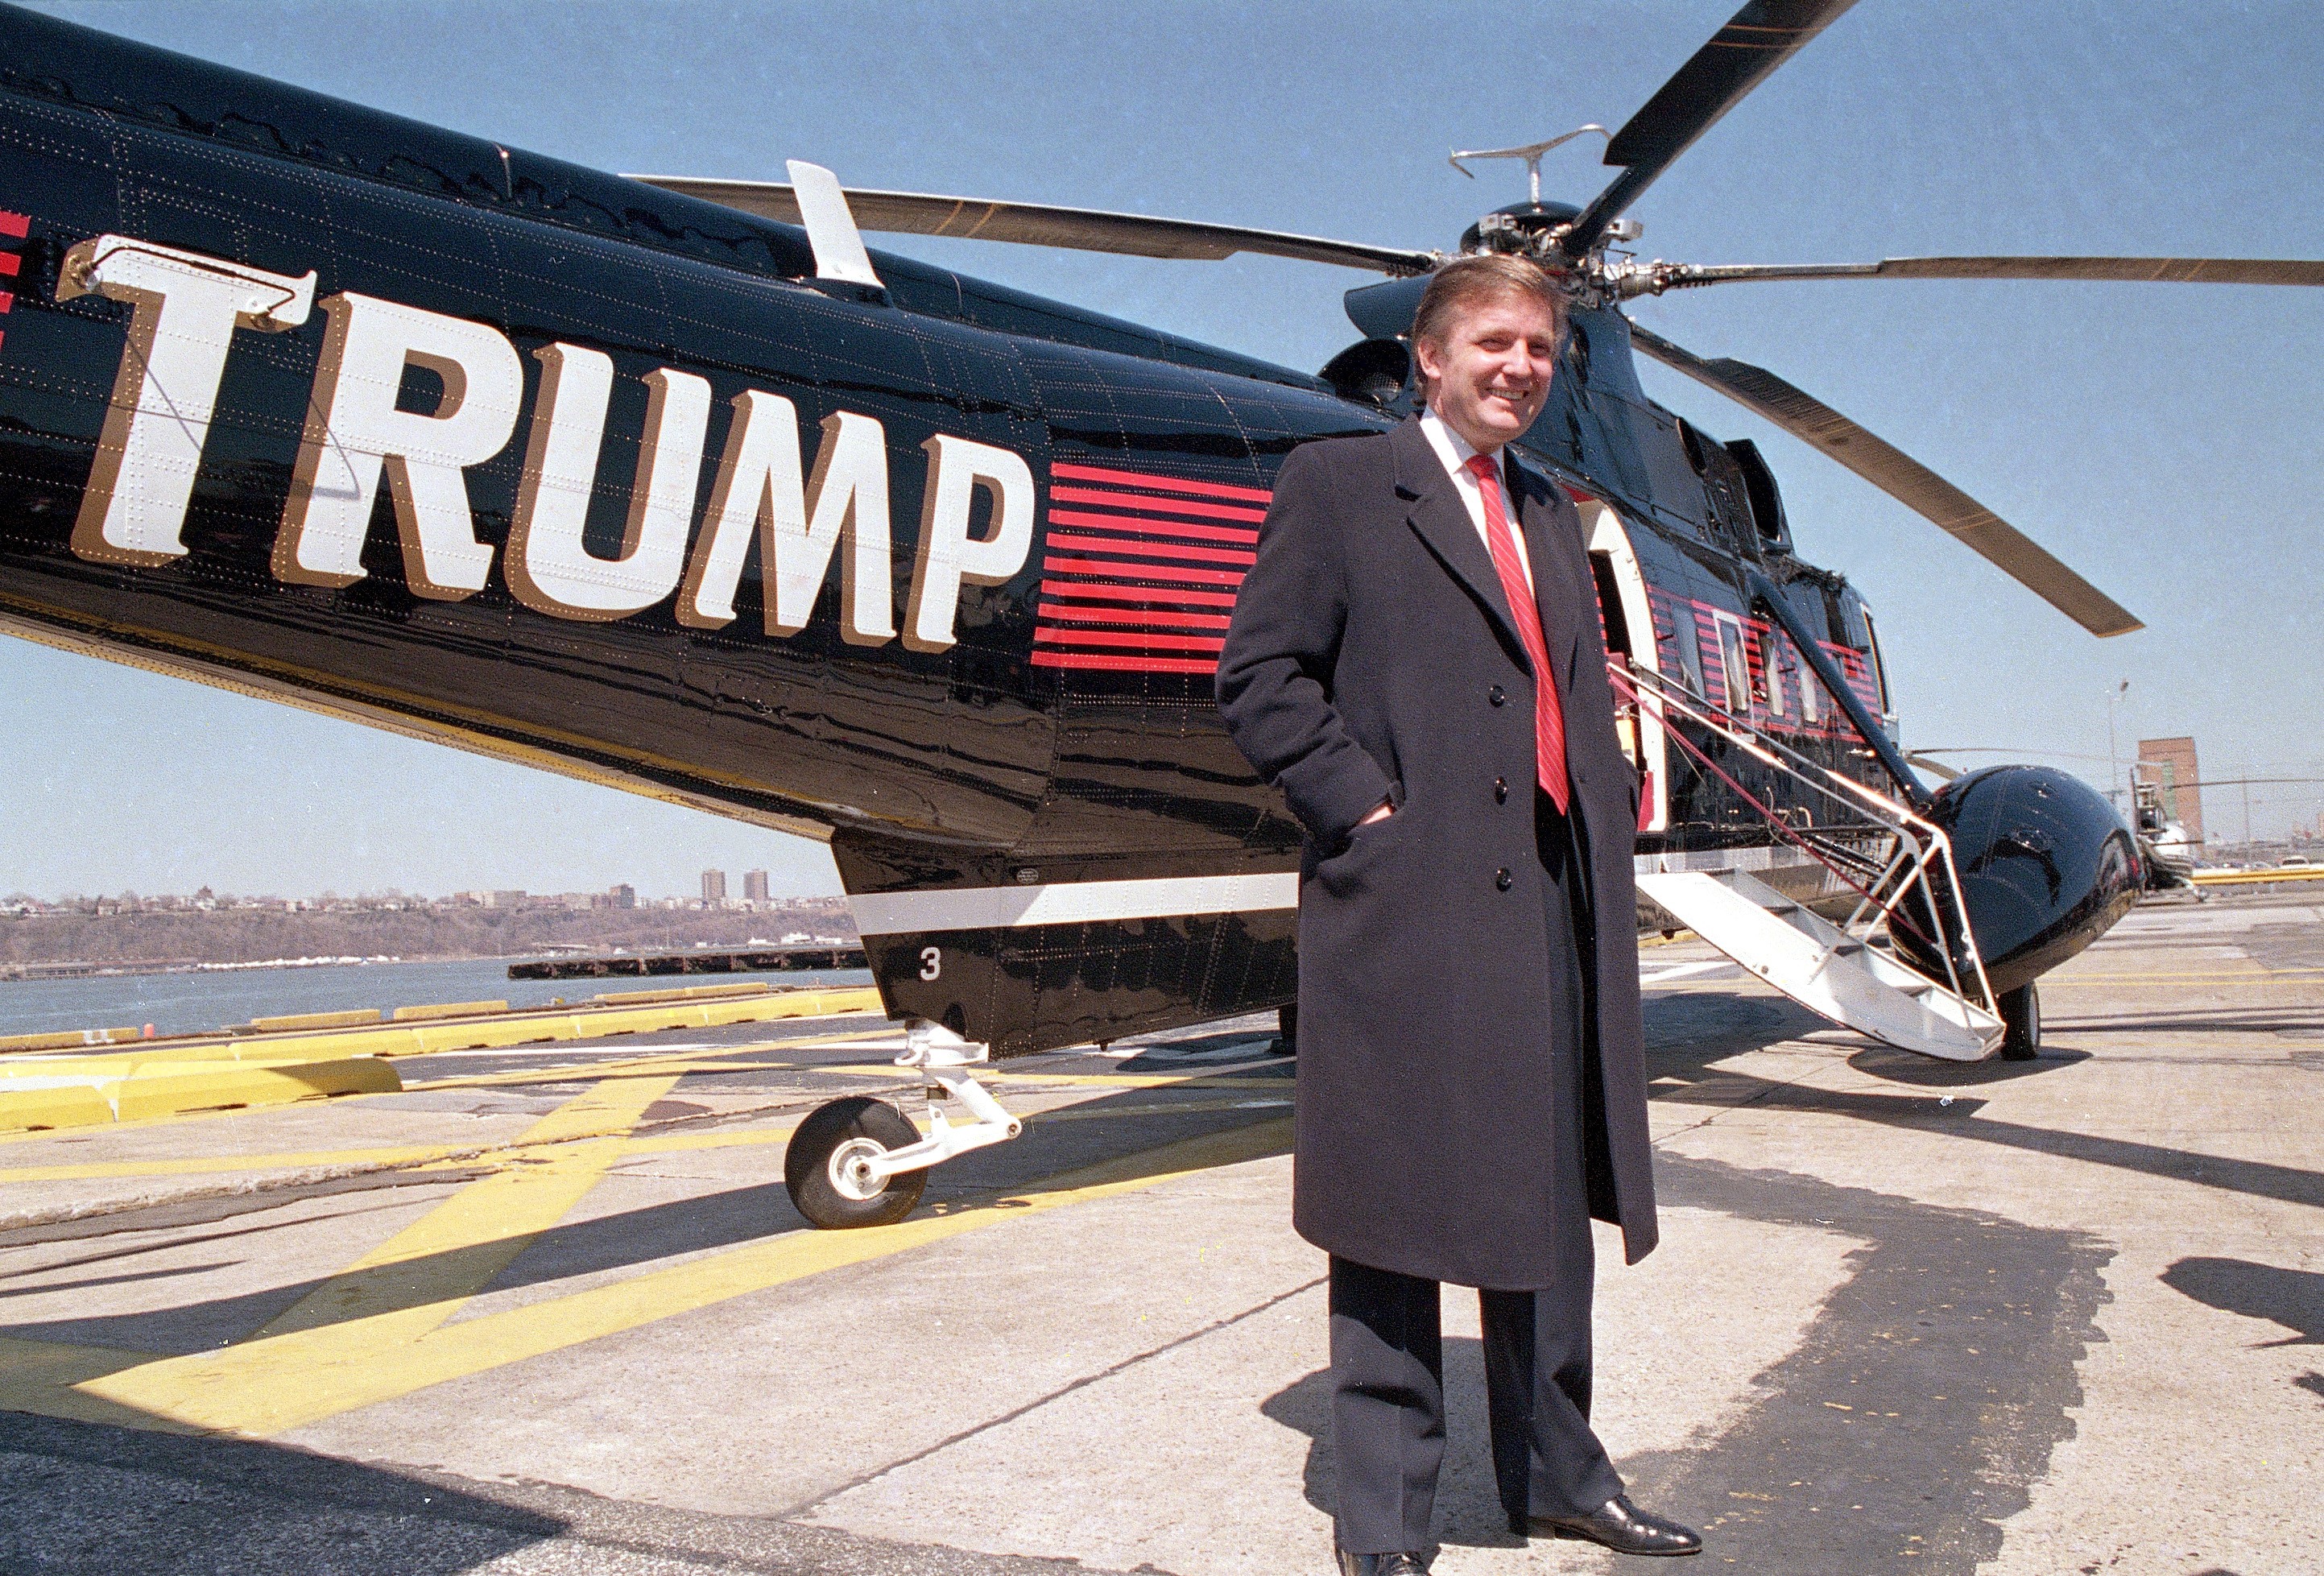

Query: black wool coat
[[1217, 416, 1658, 1286]]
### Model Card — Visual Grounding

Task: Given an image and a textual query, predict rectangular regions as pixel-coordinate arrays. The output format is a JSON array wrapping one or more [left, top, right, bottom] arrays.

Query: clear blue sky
[[8, 0, 2321, 899]]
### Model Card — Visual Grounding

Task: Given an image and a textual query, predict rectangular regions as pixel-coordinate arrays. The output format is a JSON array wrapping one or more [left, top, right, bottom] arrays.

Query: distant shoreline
[[0, 900, 855, 980]]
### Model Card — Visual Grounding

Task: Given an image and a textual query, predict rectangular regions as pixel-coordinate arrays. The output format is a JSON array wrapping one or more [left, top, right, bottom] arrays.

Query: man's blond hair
[[1409, 254, 1566, 359]]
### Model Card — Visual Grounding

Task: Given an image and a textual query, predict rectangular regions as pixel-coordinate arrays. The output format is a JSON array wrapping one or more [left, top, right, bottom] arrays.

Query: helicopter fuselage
[[0, 9, 1925, 1054]]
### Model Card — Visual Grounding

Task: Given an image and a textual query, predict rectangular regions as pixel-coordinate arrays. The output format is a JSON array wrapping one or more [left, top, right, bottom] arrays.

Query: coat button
[[1495, 867, 1513, 891], [1488, 685, 1506, 706], [1494, 777, 1509, 804]]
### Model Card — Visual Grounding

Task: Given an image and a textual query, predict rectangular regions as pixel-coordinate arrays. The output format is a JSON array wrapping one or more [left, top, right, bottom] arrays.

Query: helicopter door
[[1582, 502, 1669, 834]]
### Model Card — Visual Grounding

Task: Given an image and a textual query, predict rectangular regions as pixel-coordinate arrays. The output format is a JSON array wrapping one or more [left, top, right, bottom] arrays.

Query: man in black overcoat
[[1217, 254, 1699, 1567]]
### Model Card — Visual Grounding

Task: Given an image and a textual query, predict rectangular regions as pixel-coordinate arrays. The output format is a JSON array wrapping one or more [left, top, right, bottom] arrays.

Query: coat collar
[[1389, 416, 1528, 662]]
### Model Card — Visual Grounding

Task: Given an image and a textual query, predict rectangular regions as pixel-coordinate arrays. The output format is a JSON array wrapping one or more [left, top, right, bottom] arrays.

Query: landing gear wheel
[[1997, 983, 2041, 1061], [784, 1096, 928, 1229]]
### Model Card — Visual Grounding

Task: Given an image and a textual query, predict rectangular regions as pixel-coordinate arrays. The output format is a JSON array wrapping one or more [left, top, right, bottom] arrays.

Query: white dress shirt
[[1419, 409, 1533, 591]]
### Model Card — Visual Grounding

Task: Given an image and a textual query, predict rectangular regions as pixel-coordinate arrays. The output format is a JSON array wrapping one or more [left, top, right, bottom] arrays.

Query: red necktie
[[1466, 453, 1570, 813]]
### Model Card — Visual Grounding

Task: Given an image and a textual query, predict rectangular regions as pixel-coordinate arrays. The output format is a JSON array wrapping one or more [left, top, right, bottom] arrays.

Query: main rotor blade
[[1624, 321, 2144, 638], [628, 176, 1437, 276], [1563, 0, 1858, 258], [1639, 255, 2324, 291]]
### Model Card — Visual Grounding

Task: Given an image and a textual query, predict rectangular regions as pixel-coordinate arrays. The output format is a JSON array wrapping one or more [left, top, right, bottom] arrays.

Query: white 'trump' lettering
[[60, 235, 314, 567], [677, 391, 895, 645], [905, 433, 1036, 652], [274, 292, 523, 599], [507, 345, 708, 620]]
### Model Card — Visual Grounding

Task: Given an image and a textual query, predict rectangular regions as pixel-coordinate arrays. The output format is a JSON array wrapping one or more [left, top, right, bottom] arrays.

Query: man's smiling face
[[1414, 290, 1560, 453]]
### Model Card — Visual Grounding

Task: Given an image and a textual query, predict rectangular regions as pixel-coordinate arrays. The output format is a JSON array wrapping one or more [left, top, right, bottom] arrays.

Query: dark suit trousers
[[1328, 797, 1623, 1552]]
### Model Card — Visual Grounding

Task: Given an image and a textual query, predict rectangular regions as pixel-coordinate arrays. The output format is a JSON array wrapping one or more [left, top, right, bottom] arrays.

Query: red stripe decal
[[1042, 556, 1247, 586], [1050, 485, 1266, 524], [1047, 507, 1259, 545], [0, 290, 11, 316], [0, 211, 25, 239], [0, 252, 18, 278], [1035, 628, 1225, 653], [1037, 579, 1240, 607], [1051, 461, 1272, 504], [1038, 602, 1230, 630], [1046, 531, 1255, 567]]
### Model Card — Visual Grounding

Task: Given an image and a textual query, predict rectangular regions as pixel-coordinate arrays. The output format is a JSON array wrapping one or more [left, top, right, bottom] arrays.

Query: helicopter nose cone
[[1893, 764, 2143, 996]]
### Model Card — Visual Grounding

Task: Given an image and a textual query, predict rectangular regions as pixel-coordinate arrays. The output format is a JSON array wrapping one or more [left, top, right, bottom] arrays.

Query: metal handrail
[[1615, 656, 1999, 1018]]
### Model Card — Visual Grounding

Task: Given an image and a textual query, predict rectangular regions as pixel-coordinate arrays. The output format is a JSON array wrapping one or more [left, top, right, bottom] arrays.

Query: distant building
[[2137, 737, 2204, 844], [608, 883, 635, 910], [743, 870, 770, 904], [701, 869, 727, 904], [489, 890, 527, 909]]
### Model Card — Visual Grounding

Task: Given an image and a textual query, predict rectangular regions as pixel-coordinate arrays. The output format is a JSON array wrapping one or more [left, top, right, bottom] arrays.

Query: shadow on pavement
[[0, 1085, 1292, 1359], [1643, 989, 2324, 1211], [2161, 1255, 2323, 1347], [0, 1412, 562, 1574], [1845, 1046, 2091, 1086], [1261, 1152, 2115, 1576]]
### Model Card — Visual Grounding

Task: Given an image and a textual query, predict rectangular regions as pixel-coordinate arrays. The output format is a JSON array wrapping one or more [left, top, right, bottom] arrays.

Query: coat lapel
[[1388, 417, 1528, 662]]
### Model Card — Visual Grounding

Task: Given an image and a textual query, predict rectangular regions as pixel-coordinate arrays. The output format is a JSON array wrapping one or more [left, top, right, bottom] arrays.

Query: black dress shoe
[[1334, 1549, 1426, 1575], [1520, 1495, 1701, 1556]]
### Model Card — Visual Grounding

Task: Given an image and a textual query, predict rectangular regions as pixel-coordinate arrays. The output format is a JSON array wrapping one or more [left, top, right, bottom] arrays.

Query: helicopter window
[[1656, 598, 1706, 701], [1711, 610, 1751, 719], [1862, 611, 1892, 717], [1760, 624, 1785, 718], [1793, 639, 1820, 727]]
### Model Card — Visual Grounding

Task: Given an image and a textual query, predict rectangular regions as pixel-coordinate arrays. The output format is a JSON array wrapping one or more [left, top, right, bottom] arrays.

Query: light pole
[[2105, 679, 2130, 808]]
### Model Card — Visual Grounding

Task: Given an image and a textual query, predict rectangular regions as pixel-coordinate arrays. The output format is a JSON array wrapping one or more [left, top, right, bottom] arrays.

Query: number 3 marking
[[919, 946, 942, 981]]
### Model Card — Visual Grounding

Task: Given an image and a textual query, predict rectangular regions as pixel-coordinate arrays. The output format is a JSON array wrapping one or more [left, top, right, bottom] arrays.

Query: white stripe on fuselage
[[847, 843, 1870, 937], [847, 871, 1300, 936]]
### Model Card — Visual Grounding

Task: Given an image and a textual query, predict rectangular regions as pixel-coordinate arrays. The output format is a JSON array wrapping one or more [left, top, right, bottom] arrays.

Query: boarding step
[[1636, 868, 2004, 1061]]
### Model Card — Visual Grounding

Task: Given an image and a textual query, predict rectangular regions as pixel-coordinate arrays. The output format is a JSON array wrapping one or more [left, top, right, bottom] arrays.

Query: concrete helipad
[[0, 891, 2318, 1575]]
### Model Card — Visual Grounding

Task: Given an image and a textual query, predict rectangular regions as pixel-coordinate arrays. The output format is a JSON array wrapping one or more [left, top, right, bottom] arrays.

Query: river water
[[0, 958, 876, 1040]]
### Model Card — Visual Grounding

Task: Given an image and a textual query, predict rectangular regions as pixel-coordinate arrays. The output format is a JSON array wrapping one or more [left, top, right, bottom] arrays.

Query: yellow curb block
[[587, 982, 772, 1005], [0, 1057, 403, 1132], [2, 986, 887, 1073], [0, 1026, 147, 1054], [391, 999, 507, 1022], [246, 1009, 382, 1033]]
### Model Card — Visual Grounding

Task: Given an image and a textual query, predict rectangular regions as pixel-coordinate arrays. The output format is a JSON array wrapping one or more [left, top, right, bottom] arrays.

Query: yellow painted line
[[0, 1011, 890, 1149], [808, 1060, 1292, 1091], [0, 1057, 403, 1135], [2190, 867, 2324, 885], [72, 1115, 1291, 1436], [2043, 968, 2324, 986], [0, 1336, 177, 1432], [0, 988, 886, 1073], [0, 1084, 1294, 1185], [1034, 1096, 1292, 1121], [250, 1074, 678, 1344]]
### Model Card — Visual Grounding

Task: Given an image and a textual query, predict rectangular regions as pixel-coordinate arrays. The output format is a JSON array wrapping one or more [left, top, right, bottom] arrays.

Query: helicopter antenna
[[1449, 126, 1611, 205]]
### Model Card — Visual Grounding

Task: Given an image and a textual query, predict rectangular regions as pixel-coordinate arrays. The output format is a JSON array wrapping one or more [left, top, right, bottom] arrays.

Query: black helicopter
[[2, 0, 2310, 1225]]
